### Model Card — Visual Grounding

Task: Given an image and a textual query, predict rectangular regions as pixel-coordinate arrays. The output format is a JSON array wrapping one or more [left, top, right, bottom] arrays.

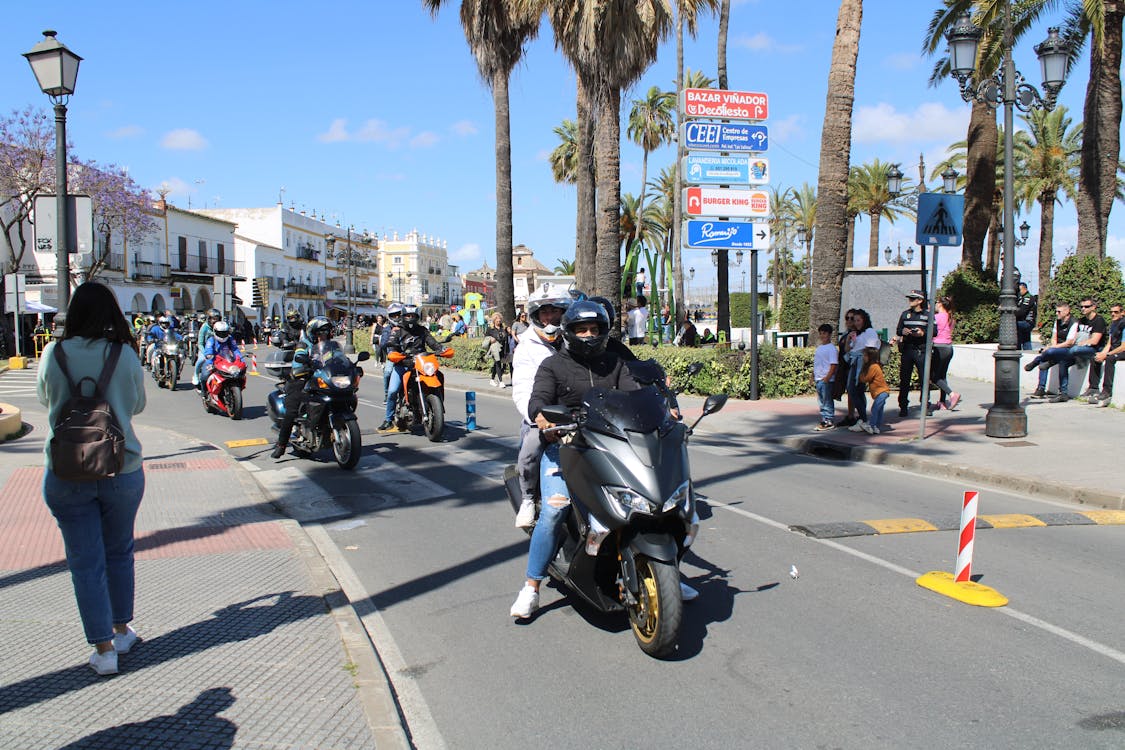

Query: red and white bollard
[[954, 491, 978, 582]]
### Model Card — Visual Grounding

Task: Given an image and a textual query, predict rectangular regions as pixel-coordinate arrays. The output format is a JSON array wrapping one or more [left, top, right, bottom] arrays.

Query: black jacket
[[527, 347, 640, 422], [896, 308, 934, 348], [388, 323, 442, 356]]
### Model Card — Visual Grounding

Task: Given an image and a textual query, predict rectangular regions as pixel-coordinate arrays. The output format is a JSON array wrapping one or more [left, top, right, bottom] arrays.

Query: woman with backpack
[[36, 282, 147, 676]]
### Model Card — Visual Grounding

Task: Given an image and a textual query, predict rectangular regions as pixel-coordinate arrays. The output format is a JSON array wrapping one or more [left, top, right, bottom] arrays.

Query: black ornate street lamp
[[945, 6, 1070, 438], [795, 225, 812, 288], [24, 30, 81, 317]]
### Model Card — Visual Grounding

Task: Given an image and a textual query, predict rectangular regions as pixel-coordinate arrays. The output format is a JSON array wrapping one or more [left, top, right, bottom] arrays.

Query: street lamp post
[[795, 226, 812, 288], [945, 6, 1069, 438], [883, 243, 915, 266], [24, 30, 82, 319], [326, 228, 374, 354]]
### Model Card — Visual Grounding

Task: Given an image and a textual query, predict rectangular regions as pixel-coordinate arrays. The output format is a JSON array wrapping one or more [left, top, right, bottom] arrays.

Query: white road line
[[708, 498, 1125, 667]]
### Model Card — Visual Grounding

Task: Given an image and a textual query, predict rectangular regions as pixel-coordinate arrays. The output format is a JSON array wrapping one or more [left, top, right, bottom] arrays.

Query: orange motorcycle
[[387, 347, 455, 441]]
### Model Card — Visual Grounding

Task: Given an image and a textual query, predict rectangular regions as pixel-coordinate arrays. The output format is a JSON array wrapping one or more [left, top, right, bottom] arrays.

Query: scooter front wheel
[[333, 420, 362, 470], [628, 556, 682, 658]]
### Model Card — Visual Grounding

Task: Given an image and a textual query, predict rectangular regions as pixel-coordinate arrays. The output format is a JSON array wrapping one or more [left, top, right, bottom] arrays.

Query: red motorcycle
[[201, 354, 247, 419]]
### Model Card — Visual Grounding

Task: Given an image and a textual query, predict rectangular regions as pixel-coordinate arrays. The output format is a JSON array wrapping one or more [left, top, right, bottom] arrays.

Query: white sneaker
[[868, 425, 881, 435], [515, 500, 536, 529], [489, 378, 498, 387], [860, 421, 875, 434], [89, 649, 118, 676], [680, 582, 699, 602], [848, 420, 867, 432], [113, 625, 139, 653], [510, 584, 539, 618]]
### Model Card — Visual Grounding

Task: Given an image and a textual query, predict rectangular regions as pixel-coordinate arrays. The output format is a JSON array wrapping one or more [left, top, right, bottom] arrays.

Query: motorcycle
[[503, 359, 726, 657], [266, 343, 369, 469], [386, 347, 455, 442], [201, 354, 247, 419], [152, 338, 183, 390]]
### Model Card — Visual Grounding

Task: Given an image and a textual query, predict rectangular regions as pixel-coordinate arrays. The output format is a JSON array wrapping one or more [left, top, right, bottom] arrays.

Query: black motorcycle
[[152, 337, 183, 390], [266, 342, 369, 469], [504, 359, 726, 657]]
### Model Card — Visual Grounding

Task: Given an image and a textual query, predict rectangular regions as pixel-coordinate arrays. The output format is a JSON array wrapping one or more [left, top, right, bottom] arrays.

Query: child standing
[[813, 324, 838, 431], [859, 347, 890, 435]]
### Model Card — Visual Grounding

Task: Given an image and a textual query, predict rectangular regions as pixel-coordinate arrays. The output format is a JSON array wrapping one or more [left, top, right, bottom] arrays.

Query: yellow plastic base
[[0, 402, 23, 440], [916, 571, 1008, 607], [225, 438, 269, 448], [7, 356, 27, 370]]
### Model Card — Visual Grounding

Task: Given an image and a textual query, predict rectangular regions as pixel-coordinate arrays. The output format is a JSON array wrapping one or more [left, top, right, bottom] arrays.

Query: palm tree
[[548, 118, 578, 184], [809, 0, 862, 337], [768, 185, 795, 312], [682, 68, 716, 90], [547, 0, 673, 309], [717, 0, 731, 88], [790, 183, 817, 288], [849, 159, 915, 267], [1014, 106, 1081, 289], [554, 257, 576, 275], [626, 86, 676, 256], [423, 0, 542, 321]]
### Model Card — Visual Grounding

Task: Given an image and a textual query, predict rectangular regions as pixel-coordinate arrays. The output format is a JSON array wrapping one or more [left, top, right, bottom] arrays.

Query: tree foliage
[[1039, 254, 1124, 336], [938, 265, 999, 343]]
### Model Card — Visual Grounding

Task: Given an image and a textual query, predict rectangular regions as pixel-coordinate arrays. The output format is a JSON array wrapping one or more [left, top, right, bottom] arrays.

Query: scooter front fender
[[623, 529, 680, 565], [328, 409, 358, 430]]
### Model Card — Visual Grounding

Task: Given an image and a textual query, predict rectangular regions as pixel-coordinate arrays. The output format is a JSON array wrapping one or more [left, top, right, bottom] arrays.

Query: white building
[[379, 229, 462, 313]]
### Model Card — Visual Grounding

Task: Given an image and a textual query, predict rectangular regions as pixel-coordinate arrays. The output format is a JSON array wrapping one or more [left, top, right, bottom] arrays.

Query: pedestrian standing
[[893, 290, 934, 417], [36, 282, 147, 676], [485, 313, 510, 387], [845, 309, 879, 431], [626, 295, 649, 346], [813, 323, 838, 431], [929, 296, 962, 411], [858, 347, 891, 435]]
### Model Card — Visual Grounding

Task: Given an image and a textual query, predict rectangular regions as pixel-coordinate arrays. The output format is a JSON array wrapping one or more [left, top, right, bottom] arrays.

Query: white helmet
[[527, 284, 572, 343], [212, 320, 231, 342]]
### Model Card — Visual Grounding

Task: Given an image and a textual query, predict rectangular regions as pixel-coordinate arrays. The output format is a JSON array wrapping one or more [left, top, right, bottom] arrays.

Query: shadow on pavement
[[55, 687, 237, 750]]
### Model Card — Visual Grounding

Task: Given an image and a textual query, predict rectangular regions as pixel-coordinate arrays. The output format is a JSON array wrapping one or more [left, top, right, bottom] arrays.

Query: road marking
[[226, 437, 270, 448], [793, 510, 1124, 539], [709, 498, 1125, 668], [1080, 509, 1125, 525], [979, 513, 1047, 529]]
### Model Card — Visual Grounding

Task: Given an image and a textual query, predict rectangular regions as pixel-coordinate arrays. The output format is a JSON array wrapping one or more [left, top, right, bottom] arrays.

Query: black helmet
[[561, 300, 610, 360], [306, 316, 332, 341], [402, 305, 420, 327], [207, 308, 222, 322], [587, 296, 616, 329], [285, 310, 303, 329]]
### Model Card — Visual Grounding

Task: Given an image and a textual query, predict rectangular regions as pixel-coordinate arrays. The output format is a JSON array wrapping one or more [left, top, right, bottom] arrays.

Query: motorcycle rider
[[270, 309, 306, 350], [200, 320, 244, 384], [145, 316, 175, 369], [510, 300, 642, 619], [380, 304, 443, 432], [270, 317, 318, 459], [380, 304, 404, 404], [194, 308, 223, 388]]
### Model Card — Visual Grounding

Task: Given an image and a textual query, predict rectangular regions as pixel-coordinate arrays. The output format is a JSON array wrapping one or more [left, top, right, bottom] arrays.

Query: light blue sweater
[[37, 337, 147, 475]]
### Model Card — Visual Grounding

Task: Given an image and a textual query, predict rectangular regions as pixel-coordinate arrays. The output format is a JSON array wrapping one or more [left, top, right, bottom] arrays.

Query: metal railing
[[133, 259, 171, 280], [171, 254, 238, 275]]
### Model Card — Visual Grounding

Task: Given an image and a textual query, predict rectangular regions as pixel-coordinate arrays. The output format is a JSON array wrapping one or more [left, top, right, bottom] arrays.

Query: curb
[[773, 434, 1125, 511]]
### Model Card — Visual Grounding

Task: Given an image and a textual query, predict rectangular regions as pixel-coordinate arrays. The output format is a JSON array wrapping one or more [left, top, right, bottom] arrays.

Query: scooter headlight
[[330, 375, 353, 388], [421, 361, 437, 376], [661, 480, 692, 513], [603, 486, 653, 517]]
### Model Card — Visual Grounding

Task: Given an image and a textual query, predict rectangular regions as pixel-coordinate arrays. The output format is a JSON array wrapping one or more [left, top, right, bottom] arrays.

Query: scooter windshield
[[582, 386, 668, 437]]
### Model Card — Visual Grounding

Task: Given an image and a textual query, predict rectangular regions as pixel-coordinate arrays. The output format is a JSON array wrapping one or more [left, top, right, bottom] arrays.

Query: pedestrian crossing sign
[[915, 193, 964, 247]]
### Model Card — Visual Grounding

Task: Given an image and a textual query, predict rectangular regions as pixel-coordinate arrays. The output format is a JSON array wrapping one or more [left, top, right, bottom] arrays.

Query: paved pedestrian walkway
[[0, 397, 404, 749]]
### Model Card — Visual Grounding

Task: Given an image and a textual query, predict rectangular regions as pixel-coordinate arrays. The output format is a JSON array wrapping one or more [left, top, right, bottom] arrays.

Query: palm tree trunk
[[1075, 5, 1123, 258], [671, 8, 685, 324], [985, 202, 1000, 279], [493, 70, 515, 321], [716, 0, 732, 339], [594, 86, 623, 306], [1037, 193, 1055, 289], [718, 0, 730, 89], [846, 215, 856, 266], [962, 100, 997, 272], [809, 0, 862, 339], [867, 211, 880, 267], [576, 77, 597, 292]]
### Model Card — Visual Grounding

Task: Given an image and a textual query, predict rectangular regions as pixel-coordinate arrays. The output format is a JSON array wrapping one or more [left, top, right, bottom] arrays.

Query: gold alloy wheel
[[630, 562, 660, 645]]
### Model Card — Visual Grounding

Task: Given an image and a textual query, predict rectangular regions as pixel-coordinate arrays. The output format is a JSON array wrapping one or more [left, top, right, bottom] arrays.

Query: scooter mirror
[[539, 404, 571, 424], [440, 347, 455, 358], [702, 393, 728, 415], [686, 362, 704, 377], [356, 351, 371, 363]]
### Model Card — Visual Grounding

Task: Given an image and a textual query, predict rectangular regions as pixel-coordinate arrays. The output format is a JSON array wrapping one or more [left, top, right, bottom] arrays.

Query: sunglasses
[[1113, 310, 1123, 315], [1080, 304, 1094, 309]]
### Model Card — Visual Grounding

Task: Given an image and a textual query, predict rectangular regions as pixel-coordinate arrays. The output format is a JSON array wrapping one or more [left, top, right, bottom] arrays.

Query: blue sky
[[2, 0, 1119, 295]]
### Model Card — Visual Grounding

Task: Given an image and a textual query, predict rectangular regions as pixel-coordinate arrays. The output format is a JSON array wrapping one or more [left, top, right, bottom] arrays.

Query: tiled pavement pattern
[[0, 425, 379, 750]]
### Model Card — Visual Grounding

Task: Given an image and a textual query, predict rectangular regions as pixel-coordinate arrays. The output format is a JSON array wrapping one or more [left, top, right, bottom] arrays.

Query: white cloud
[[770, 114, 804, 144], [451, 120, 478, 136], [451, 243, 481, 262], [734, 32, 801, 54], [318, 118, 350, 143], [884, 52, 920, 71], [409, 131, 441, 149], [156, 177, 190, 196], [852, 102, 969, 145], [107, 124, 144, 139], [355, 119, 411, 147], [160, 128, 209, 150]]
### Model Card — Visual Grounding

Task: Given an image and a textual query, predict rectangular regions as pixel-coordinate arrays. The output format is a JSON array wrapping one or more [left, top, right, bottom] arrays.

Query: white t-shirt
[[854, 327, 881, 350], [814, 343, 838, 382], [626, 307, 649, 339]]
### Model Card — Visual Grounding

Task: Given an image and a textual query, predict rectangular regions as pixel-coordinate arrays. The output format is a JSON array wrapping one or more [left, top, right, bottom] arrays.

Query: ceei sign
[[682, 88, 769, 120], [682, 187, 770, 219]]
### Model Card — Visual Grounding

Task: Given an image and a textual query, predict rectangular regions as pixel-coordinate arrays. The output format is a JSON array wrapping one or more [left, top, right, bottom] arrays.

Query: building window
[[178, 236, 187, 270], [393, 256, 402, 266], [217, 243, 225, 273]]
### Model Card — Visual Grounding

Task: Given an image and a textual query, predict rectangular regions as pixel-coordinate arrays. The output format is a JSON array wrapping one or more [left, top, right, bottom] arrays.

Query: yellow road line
[[862, 518, 939, 534], [225, 438, 269, 448], [1079, 510, 1125, 525], [980, 513, 1047, 529]]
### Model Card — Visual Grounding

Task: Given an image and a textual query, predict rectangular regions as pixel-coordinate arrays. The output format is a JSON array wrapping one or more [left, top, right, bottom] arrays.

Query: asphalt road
[[71, 355, 1125, 749]]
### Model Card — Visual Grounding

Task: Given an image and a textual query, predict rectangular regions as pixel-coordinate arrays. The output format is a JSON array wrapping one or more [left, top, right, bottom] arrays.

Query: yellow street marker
[[226, 438, 269, 448], [916, 571, 1008, 607], [863, 518, 939, 534], [979, 513, 1047, 529], [1080, 510, 1125, 525]]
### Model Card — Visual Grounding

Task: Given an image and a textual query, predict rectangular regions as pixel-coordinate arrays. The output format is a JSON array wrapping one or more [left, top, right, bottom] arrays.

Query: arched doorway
[[270, 303, 281, 322], [129, 293, 146, 315], [150, 294, 166, 314], [195, 288, 211, 314]]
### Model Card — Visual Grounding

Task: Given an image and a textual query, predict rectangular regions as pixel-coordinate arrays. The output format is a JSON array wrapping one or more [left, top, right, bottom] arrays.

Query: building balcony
[[286, 282, 325, 298], [132, 259, 171, 281], [171, 254, 241, 277]]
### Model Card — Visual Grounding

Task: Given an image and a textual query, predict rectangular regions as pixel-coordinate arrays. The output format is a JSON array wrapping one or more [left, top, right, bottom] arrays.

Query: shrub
[[938, 265, 999, 343], [730, 292, 771, 328], [779, 287, 810, 332], [1038, 255, 1124, 339]]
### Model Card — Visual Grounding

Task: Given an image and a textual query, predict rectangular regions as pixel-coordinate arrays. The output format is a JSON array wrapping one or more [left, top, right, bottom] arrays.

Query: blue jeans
[[526, 443, 570, 581], [1035, 347, 1076, 391], [868, 392, 889, 430], [43, 468, 146, 644], [382, 360, 393, 401], [815, 379, 835, 422], [385, 363, 407, 421]]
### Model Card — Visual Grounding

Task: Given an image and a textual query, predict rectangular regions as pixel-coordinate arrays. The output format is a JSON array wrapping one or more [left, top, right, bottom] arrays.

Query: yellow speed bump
[[226, 438, 270, 448], [979, 513, 1046, 529], [1080, 510, 1125, 525], [862, 518, 939, 534], [916, 571, 1008, 607]]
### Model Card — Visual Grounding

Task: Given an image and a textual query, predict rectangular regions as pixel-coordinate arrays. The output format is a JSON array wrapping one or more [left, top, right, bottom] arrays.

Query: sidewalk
[[0, 409, 406, 749], [443, 365, 1125, 511]]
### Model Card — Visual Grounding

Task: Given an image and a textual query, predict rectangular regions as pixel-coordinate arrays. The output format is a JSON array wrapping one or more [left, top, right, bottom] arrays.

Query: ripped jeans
[[525, 442, 570, 581]]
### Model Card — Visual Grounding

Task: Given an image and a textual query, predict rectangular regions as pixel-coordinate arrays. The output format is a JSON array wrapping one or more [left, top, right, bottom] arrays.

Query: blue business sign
[[915, 193, 965, 246], [681, 122, 768, 153], [683, 220, 770, 250], [682, 155, 770, 185]]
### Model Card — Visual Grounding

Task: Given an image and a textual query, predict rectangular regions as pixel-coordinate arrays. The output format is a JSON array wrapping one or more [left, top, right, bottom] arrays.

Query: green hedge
[[1038, 255, 1124, 339], [730, 292, 771, 328], [779, 288, 810, 331], [938, 265, 999, 344]]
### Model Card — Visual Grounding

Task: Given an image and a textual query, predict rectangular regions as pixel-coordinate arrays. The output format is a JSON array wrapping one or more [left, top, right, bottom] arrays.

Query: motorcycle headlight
[[164, 343, 179, 353], [421, 361, 437, 376], [330, 375, 353, 388], [661, 480, 692, 513], [603, 485, 653, 517], [220, 363, 240, 375]]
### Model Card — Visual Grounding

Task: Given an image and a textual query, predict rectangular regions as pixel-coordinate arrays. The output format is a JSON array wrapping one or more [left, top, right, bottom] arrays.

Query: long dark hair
[[63, 282, 136, 349], [853, 309, 873, 332]]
